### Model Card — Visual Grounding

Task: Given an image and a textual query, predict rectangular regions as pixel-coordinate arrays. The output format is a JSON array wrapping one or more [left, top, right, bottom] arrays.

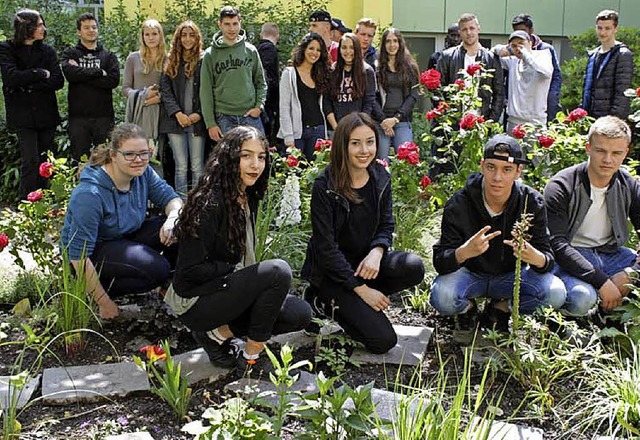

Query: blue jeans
[[294, 124, 326, 161], [554, 246, 636, 316], [167, 132, 205, 199], [216, 113, 265, 135], [377, 121, 413, 160], [430, 267, 566, 316]]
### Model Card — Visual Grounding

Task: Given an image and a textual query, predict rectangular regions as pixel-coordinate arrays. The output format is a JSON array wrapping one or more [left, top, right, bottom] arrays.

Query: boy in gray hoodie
[[200, 6, 267, 142]]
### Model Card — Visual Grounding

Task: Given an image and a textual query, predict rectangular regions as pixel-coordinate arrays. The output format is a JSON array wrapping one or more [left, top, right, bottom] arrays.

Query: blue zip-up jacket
[[61, 165, 179, 260]]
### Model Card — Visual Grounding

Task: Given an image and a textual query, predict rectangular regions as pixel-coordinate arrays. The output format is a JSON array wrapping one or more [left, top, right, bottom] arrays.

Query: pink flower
[[39, 162, 54, 178], [459, 113, 484, 130], [268, 146, 277, 153], [420, 69, 441, 90], [27, 190, 43, 202], [406, 151, 420, 165], [637, 86, 640, 97], [376, 158, 389, 168], [512, 124, 526, 139], [396, 141, 419, 160], [0, 232, 8, 250], [420, 175, 432, 188], [454, 78, 465, 90], [565, 108, 588, 123], [314, 139, 332, 152], [538, 134, 555, 148], [466, 63, 482, 76], [285, 155, 299, 167]]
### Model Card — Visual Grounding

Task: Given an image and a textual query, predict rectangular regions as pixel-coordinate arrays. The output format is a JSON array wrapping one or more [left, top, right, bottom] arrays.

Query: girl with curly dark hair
[[326, 33, 378, 130], [166, 126, 311, 372], [301, 113, 424, 354], [377, 28, 420, 159], [277, 32, 330, 160]]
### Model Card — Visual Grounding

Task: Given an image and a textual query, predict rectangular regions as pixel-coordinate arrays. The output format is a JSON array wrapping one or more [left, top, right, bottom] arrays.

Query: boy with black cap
[[308, 9, 338, 62], [493, 30, 553, 133], [430, 134, 566, 333], [331, 18, 351, 43]]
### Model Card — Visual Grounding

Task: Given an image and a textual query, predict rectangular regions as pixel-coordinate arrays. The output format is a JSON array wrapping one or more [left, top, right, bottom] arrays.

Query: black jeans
[[315, 251, 425, 354], [68, 116, 114, 162], [16, 127, 55, 199], [180, 259, 311, 342], [90, 216, 176, 297]]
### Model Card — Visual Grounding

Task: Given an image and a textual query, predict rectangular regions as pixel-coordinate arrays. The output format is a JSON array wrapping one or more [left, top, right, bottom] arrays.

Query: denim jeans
[[377, 121, 413, 160], [554, 246, 636, 316], [294, 124, 326, 161], [430, 267, 567, 316], [216, 113, 265, 135], [167, 132, 205, 199]]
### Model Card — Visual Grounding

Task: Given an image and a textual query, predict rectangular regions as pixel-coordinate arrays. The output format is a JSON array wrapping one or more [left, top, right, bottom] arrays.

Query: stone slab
[[471, 418, 544, 440], [171, 348, 232, 385], [344, 387, 421, 422], [106, 433, 154, 440], [224, 371, 317, 407], [351, 325, 433, 366], [269, 322, 343, 348], [42, 362, 149, 405], [0, 374, 41, 410]]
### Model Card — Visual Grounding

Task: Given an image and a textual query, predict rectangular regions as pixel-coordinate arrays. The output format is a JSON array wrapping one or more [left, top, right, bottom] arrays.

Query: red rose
[[285, 155, 299, 167], [314, 139, 332, 152], [538, 134, 555, 148], [565, 108, 588, 123], [0, 232, 8, 251], [406, 151, 420, 165], [425, 110, 438, 120], [27, 190, 43, 202], [420, 69, 441, 90], [420, 175, 432, 188], [466, 63, 482, 76], [512, 124, 526, 139], [454, 78, 465, 90], [39, 162, 54, 178], [376, 158, 389, 168], [637, 86, 640, 97], [396, 141, 418, 160], [459, 113, 483, 130]]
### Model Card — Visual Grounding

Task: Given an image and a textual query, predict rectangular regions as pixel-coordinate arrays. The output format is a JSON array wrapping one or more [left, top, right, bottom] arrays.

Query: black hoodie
[[433, 172, 554, 276], [61, 41, 120, 119]]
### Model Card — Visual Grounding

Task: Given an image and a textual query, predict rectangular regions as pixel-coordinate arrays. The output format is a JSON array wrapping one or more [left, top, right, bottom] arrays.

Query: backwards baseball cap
[[508, 30, 530, 42], [309, 9, 332, 23], [331, 17, 352, 33], [512, 13, 533, 28], [483, 134, 528, 165]]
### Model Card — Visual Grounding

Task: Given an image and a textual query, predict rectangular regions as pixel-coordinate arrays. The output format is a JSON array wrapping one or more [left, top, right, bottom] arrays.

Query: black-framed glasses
[[116, 149, 153, 161]]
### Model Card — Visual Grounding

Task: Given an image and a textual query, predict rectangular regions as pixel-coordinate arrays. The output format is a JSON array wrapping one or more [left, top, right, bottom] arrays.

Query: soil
[[0, 291, 598, 439]]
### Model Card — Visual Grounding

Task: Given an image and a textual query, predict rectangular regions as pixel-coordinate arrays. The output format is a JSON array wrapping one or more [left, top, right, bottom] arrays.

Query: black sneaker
[[479, 304, 510, 333], [452, 301, 479, 344], [235, 351, 274, 378], [192, 331, 237, 369]]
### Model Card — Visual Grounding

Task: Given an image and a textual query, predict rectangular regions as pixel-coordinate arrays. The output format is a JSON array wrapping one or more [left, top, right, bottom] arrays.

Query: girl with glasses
[[60, 123, 182, 320]]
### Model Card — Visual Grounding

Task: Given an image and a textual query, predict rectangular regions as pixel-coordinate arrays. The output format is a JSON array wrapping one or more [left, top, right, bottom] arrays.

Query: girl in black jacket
[[0, 9, 63, 200], [167, 126, 311, 373], [302, 113, 424, 354]]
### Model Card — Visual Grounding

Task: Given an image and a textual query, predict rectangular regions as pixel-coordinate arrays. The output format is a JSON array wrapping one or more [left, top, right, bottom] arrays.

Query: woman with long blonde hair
[[160, 20, 205, 199], [123, 19, 166, 144]]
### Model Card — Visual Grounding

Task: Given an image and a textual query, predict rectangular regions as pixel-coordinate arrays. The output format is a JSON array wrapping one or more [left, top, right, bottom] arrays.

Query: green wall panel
[[444, 0, 507, 34], [620, 0, 640, 28], [392, 0, 446, 32], [504, 0, 564, 36], [563, 0, 620, 36]]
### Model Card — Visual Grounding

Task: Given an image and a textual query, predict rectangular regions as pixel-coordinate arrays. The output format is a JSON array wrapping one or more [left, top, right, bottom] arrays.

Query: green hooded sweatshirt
[[199, 29, 267, 128]]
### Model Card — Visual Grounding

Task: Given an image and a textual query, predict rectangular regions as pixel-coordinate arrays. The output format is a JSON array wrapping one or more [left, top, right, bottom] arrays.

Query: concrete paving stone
[[42, 362, 149, 405], [171, 348, 232, 385], [471, 417, 544, 440], [105, 432, 154, 440], [0, 374, 41, 410], [105, 433, 154, 440], [351, 325, 433, 366], [224, 371, 318, 407], [269, 322, 343, 348], [344, 387, 421, 422]]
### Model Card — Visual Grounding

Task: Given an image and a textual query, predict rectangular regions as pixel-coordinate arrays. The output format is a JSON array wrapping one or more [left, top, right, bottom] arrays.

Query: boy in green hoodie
[[200, 6, 267, 142]]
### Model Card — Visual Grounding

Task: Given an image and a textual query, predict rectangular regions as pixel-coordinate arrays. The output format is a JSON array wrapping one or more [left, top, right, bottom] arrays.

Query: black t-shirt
[[338, 177, 376, 267], [296, 68, 324, 127]]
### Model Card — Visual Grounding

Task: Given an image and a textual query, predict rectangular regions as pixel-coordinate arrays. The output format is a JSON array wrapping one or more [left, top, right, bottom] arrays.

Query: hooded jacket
[[199, 29, 267, 128], [61, 41, 120, 119], [60, 165, 179, 261], [581, 41, 633, 119], [433, 173, 554, 275], [0, 40, 63, 130], [301, 162, 394, 290]]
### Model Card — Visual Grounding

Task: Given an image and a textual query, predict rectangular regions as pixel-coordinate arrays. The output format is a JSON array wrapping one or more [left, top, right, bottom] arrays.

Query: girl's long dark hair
[[378, 28, 419, 95], [174, 126, 270, 259], [330, 112, 379, 203], [12, 9, 45, 45], [164, 20, 202, 79], [330, 33, 366, 100], [291, 32, 330, 94]]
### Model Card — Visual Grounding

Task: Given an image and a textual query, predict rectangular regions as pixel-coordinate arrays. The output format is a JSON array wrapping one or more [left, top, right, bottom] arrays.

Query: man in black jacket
[[580, 9, 633, 119], [544, 116, 640, 316], [257, 22, 279, 146], [430, 134, 565, 332], [61, 13, 120, 161]]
